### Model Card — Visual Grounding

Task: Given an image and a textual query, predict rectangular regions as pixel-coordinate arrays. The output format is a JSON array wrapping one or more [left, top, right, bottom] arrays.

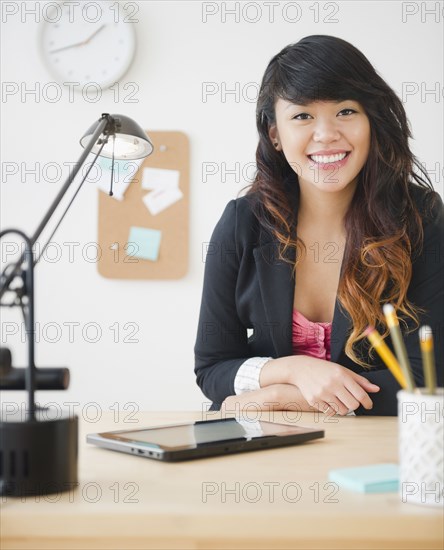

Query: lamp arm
[[30, 114, 111, 247], [34, 136, 108, 266], [0, 114, 113, 300]]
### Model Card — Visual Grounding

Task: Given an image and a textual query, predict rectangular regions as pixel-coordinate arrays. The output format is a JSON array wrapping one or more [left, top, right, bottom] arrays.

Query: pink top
[[292, 308, 332, 361]]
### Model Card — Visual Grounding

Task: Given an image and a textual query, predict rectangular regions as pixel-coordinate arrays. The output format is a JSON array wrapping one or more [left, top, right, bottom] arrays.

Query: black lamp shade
[[80, 114, 153, 160]]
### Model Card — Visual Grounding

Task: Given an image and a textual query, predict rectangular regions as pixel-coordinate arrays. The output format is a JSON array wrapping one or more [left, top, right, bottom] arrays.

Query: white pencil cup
[[398, 388, 444, 507]]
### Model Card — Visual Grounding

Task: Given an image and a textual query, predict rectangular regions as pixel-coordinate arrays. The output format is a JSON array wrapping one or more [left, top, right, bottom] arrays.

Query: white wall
[[1, 1, 443, 414]]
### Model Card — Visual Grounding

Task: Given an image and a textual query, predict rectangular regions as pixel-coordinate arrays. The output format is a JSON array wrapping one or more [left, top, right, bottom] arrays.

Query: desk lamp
[[0, 114, 153, 496]]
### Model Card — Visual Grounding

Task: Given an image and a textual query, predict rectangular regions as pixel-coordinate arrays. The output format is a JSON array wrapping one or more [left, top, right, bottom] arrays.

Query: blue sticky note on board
[[127, 226, 161, 261], [328, 463, 399, 493]]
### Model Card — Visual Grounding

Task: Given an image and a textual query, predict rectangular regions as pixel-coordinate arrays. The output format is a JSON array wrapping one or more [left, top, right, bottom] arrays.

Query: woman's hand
[[284, 357, 380, 415], [258, 356, 380, 415]]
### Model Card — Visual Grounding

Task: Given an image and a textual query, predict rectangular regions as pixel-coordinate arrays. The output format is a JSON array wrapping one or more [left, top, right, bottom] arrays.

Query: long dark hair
[[243, 34, 437, 367]]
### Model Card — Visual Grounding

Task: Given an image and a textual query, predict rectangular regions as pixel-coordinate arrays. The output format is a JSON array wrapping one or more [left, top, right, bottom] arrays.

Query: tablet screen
[[100, 418, 317, 450]]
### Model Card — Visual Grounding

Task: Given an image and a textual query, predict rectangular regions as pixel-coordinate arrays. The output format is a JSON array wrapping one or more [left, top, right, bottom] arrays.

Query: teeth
[[310, 152, 348, 164]]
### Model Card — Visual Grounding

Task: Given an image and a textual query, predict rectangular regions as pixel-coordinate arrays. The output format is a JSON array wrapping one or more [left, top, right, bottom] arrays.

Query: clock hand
[[83, 24, 106, 45], [49, 24, 106, 54]]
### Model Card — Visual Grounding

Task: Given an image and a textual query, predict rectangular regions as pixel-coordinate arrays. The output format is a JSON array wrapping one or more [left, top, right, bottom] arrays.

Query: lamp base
[[0, 408, 78, 497]]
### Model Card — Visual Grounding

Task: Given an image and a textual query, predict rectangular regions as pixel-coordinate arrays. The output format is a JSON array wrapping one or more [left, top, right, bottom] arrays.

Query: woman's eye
[[292, 113, 312, 120], [338, 108, 356, 116]]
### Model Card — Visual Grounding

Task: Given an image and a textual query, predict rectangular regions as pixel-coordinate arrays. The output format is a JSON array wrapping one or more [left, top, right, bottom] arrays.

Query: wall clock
[[40, 1, 137, 90]]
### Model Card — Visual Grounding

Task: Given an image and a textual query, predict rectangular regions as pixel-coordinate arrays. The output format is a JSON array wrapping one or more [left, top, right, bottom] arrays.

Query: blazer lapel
[[253, 241, 295, 357], [330, 299, 351, 363]]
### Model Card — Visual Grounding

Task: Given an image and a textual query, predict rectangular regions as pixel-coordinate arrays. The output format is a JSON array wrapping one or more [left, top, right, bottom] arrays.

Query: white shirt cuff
[[234, 357, 272, 395]]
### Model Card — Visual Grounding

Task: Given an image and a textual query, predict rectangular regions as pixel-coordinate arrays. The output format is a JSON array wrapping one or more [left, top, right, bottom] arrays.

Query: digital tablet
[[86, 417, 324, 461]]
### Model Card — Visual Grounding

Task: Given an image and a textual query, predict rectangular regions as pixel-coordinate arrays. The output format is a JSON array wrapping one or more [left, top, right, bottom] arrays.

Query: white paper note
[[143, 186, 183, 216]]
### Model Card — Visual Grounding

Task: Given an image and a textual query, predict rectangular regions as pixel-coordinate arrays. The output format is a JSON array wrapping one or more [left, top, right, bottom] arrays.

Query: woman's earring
[[274, 142, 279, 149]]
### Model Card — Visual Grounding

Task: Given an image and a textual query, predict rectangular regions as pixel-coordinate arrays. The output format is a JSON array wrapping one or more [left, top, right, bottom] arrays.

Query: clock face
[[40, 1, 136, 90]]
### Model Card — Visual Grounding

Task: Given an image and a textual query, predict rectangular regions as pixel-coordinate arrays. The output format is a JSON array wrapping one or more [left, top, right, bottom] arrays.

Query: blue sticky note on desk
[[127, 226, 161, 261], [328, 463, 399, 493]]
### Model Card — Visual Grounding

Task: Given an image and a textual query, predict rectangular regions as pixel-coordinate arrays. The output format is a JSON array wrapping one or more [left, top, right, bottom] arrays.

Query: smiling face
[[269, 99, 371, 195]]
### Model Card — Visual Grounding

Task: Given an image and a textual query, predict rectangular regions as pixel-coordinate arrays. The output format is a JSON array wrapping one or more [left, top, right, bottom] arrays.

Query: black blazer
[[194, 183, 444, 415]]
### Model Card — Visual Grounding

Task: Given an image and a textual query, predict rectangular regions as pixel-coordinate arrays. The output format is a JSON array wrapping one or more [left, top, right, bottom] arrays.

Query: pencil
[[419, 325, 436, 395], [382, 304, 416, 392], [364, 326, 407, 389]]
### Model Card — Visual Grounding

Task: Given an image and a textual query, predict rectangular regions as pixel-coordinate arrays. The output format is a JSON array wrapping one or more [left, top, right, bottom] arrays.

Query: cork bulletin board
[[97, 131, 189, 279]]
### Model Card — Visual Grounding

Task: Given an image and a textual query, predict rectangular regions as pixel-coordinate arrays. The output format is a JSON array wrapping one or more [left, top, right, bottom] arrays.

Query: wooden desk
[[1, 411, 443, 549]]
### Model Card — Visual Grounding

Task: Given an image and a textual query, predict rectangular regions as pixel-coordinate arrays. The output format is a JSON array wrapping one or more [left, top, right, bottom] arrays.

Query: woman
[[194, 35, 443, 416]]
